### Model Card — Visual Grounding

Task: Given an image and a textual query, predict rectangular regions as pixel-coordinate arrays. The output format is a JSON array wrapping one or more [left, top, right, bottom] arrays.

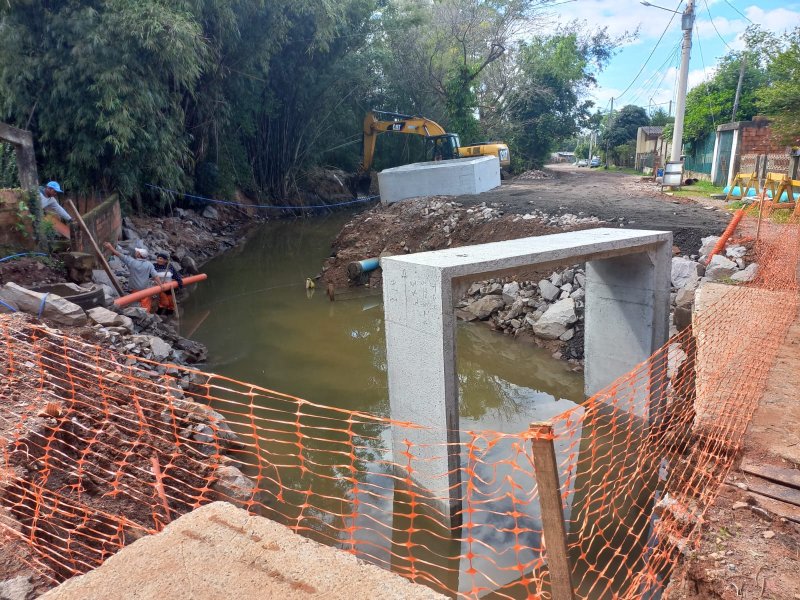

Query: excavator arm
[[360, 111, 450, 173]]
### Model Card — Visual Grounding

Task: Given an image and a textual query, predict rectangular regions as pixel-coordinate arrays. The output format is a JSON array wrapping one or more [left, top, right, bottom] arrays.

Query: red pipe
[[113, 274, 208, 307], [705, 209, 745, 265]]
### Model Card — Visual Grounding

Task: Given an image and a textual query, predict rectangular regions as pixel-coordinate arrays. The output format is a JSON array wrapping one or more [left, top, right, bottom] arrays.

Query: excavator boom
[[353, 109, 510, 195]]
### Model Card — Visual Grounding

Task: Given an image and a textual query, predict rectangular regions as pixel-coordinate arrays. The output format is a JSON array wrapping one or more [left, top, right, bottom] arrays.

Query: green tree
[[503, 27, 618, 168], [650, 107, 673, 127], [758, 27, 800, 144], [602, 104, 649, 148], [678, 26, 772, 147], [0, 0, 210, 207]]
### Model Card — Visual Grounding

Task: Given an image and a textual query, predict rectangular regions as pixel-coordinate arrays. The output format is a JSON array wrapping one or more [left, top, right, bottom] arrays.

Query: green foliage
[[505, 28, 619, 168], [0, 142, 18, 187], [758, 27, 800, 144], [603, 105, 649, 148], [680, 26, 772, 147], [0, 0, 626, 204], [650, 107, 673, 127], [444, 65, 481, 145]]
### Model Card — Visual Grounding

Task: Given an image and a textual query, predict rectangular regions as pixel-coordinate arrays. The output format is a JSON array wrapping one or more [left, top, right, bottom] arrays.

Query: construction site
[[2, 1, 800, 599]]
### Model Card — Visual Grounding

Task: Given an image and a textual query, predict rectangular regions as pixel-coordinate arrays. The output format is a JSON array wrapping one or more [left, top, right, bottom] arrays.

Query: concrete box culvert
[[378, 156, 501, 204]]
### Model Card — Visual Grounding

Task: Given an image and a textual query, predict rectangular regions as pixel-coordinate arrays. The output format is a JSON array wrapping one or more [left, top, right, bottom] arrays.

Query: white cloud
[[540, 0, 685, 42], [589, 87, 623, 109], [745, 6, 800, 32]]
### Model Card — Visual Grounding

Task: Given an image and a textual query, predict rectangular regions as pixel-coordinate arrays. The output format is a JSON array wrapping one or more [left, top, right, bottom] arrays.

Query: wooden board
[[747, 492, 800, 524], [741, 459, 800, 491], [745, 477, 800, 508]]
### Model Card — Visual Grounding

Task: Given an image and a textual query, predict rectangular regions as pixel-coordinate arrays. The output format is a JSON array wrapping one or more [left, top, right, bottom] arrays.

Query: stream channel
[[181, 213, 657, 598]]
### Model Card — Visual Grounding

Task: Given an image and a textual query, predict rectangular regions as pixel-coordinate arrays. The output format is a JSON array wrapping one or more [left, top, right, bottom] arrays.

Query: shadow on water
[[182, 216, 661, 598]]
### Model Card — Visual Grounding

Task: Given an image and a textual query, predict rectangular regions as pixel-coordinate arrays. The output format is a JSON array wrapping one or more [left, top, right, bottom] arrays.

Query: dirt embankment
[[319, 196, 603, 289]]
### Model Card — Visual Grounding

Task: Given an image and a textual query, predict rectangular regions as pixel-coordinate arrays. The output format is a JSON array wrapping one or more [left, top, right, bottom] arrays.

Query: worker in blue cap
[[38, 181, 73, 223]]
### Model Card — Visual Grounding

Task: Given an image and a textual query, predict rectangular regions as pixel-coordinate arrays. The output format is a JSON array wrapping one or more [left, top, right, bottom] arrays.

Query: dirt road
[[457, 163, 730, 253]]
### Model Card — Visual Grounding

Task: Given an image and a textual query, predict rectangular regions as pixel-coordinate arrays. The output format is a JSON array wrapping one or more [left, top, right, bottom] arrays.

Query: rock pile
[[0, 283, 207, 369], [668, 234, 758, 333], [512, 209, 603, 228], [457, 266, 587, 364], [515, 170, 551, 181]]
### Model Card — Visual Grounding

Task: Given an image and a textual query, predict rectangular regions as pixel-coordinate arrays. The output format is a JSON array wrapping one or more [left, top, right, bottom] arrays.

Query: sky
[[542, 0, 800, 115]]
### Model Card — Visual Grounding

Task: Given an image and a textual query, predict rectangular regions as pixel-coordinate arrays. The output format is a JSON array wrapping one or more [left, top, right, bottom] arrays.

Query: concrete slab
[[378, 156, 500, 204], [40, 502, 446, 600], [382, 228, 672, 524]]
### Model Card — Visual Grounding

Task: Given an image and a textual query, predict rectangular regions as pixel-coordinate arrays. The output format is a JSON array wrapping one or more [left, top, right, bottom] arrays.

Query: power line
[[615, 1, 683, 102], [723, 0, 754, 24], [693, 26, 719, 131], [628, 41, 681, 106], [702, 0, 733, 51]]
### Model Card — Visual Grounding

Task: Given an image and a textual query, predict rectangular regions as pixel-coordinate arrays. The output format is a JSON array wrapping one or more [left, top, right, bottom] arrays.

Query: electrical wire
[[723, 0, 754, 24], [702, 0, 734, 51], [694, 26, 719, 131], [628, 41, 681, 106], [615, 1, 683, 102]]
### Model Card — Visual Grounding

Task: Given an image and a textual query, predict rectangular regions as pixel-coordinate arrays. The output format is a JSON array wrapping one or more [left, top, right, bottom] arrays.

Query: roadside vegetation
[[0, 0, 626, 211]]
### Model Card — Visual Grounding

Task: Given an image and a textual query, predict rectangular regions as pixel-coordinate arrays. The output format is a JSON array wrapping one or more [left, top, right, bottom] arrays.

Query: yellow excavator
[[354, 110, 510, 193]]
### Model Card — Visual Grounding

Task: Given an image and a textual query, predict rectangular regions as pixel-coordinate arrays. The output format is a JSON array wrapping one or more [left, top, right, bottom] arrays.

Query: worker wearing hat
[[38, 181, 73, 223], [103, 242, 162, 312]]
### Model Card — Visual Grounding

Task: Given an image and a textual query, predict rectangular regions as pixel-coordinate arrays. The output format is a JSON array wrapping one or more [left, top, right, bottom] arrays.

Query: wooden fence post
[[530, 422, 575, 600]]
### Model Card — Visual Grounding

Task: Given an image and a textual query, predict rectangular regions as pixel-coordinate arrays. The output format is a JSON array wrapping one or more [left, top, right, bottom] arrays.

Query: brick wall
[[70, 194, 122, 254], [739, 120, 787, 156], [0, 188, 36, 250]]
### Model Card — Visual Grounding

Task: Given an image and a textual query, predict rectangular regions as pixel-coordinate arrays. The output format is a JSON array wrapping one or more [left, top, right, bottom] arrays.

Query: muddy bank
[[319, 196, 603, 289], [0, 314, 258, 594]]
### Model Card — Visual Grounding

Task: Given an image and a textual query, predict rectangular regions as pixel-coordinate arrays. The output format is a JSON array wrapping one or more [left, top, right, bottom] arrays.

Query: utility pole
[[670, 0, 695, 163], [731, 55, 746, 121], [605, 97, 614, 169], [668, 99, 672, 117]]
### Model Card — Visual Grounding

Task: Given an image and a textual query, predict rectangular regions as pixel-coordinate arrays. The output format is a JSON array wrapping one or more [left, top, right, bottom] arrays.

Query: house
[[635, 126, 672, 174]]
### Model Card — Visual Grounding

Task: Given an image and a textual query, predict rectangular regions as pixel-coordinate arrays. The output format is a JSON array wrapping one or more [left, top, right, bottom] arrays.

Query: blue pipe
[[0, 299, 17, 313], [347, 257, 381, 280], [0, 252, 48, 264]]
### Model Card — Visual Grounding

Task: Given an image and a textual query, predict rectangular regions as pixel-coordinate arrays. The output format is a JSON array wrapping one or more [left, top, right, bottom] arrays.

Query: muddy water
[[180, 215, 655, 598], [181, 214, 583, 425]]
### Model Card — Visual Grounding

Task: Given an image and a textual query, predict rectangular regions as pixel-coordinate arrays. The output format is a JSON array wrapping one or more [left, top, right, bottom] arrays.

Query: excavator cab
[[426, 134, 461, 162]]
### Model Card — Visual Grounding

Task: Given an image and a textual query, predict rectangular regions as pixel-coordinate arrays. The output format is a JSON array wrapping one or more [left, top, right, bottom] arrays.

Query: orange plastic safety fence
[[0, 214, 797, 599]]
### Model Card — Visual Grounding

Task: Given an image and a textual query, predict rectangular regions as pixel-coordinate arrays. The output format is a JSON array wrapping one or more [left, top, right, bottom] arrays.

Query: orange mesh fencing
[[0, 214, 798, 599]]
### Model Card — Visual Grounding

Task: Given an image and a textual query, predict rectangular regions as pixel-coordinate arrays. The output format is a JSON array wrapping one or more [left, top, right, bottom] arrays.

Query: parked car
[[576, 159, 588, 167], [590, 157, 601, 168]]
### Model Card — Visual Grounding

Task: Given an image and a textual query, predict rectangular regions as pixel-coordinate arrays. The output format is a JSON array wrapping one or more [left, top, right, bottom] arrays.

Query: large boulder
[[731, 263, 758, 283], [146, 335, 172, 362], [87, 306, 127, 327], [212, 465, 256, 505], [466, 295, 506, 320], [532, 298, 577, 340], [671, 257, 702, 289], [61, 252, 95, 284], [699, 235, 720, 260], [705, 255, 737, 281], [538, 279, 561, 302], [202, 205, 219, 220], [1, 283, 87, 326], [502, 282, 520, 304]]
